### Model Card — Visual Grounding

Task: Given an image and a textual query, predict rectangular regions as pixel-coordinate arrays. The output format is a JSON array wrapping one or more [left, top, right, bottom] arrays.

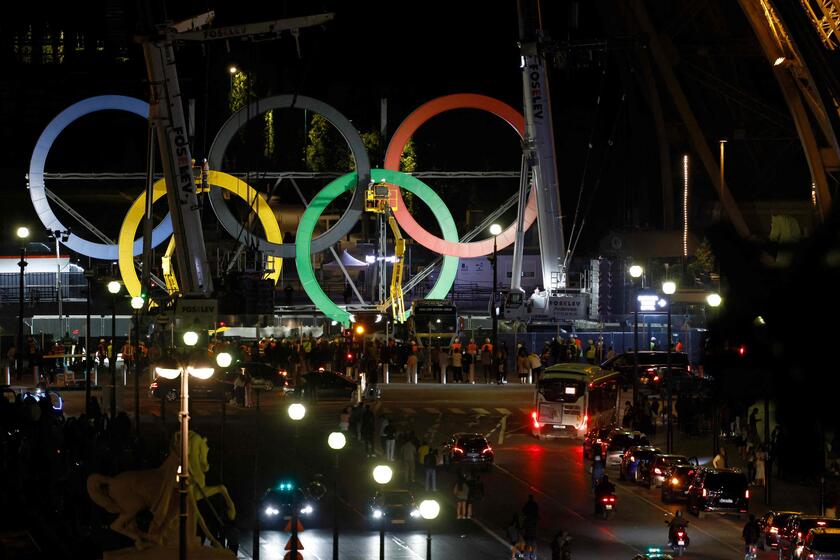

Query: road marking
[[472, 407, 490, 415], [423, 407, 440, 415], [391, 535, 424, 559], [470, 516, 516, 551], [496, 407, 511, 415], [449, 407, 466, 414], [498, 415, 507, 445]]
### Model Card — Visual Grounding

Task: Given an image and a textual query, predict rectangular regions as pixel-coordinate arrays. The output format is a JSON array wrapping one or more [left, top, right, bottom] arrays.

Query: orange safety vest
[[467, 342, 477, 355]]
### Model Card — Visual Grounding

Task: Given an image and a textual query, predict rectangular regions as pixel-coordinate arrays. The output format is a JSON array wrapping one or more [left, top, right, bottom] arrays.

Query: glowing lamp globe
[[662, 281, 676, 295], [215, 352, 233, 368], [629, 265, 643, 279], [288, 403, 306, 421], [328, 431, 347, 450], [183, 331, 199, 347], [419, 499, 440, 520], [372, 465, 393, 485]]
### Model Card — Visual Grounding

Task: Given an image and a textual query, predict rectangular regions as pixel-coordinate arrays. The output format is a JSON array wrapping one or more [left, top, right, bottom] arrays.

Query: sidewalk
[[648, 424, 827, 515]]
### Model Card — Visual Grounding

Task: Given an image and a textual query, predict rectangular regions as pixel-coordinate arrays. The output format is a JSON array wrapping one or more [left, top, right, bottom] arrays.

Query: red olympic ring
[[384, 93, 537, 258]]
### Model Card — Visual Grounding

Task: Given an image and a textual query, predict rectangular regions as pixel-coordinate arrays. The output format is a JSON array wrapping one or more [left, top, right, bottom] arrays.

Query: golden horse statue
[[87, 431, 235, 550]]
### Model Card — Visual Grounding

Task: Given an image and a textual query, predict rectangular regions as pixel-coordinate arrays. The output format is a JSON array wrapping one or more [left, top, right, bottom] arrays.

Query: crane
[[139, 11, 335, 297], [365, 180, 407, 322]]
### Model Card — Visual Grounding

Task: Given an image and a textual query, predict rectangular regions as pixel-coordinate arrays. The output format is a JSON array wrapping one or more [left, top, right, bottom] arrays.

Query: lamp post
[[107, 280, 121, 420], [662, 281, 676, 453], [706, 292, 722, 458], [15, 227, 29, 381], [372, 464, 393, 560], [154, 330, 214, 560], [629, 265, 644, 414], [48, 229, 71, 337], [419, 499, 440, 560], [288, 403, 306, 560], [130, 296, 144, 436], [328, 431, 346, 560], [489, 224, 502, 359]]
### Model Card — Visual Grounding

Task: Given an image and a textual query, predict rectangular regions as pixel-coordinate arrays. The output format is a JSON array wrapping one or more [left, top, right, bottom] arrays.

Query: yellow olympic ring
[[118, 170, 283, 297]]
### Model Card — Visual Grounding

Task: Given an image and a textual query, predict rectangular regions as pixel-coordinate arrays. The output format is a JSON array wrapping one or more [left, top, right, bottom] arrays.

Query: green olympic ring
[[296, 169, 459, 327]]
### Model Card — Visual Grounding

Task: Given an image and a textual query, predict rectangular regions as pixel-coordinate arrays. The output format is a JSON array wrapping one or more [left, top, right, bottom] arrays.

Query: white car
[[604, 429, 648, 467]]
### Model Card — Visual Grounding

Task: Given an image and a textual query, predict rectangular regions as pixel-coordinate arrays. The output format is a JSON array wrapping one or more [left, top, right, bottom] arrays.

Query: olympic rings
[[383, 93, 538, 258], [28, 95, 174, 260], [118, 171, 283, 298], [207, 95, 371, 258], [296, 169, 459, 327]]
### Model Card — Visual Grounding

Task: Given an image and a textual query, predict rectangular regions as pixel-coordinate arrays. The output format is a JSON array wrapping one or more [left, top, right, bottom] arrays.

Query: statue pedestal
[[104, 546, 236, 560]]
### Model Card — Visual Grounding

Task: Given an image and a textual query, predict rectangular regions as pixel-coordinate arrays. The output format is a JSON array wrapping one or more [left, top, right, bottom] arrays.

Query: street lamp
[[489, 223, 502, 362], [130, 296, 144, 436], [629, 264, 644, 416], [15, 227, 29, 381], [706, 292, 722, 307], [662, 280, 676, 453], [154, 330, 214, 560], [48, 229, 71, 337], [328, 431, 346, 560], [107, 280, 122, 420], [287, 403, 306, 560], [372, 464, 393, 560], [419, 499, 440, 560]]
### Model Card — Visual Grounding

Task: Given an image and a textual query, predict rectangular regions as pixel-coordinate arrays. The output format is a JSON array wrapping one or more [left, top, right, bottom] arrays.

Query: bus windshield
[[538, 378, 586, 403]]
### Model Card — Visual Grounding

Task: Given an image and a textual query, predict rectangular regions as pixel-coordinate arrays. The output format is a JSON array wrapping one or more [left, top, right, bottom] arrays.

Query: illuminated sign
[[637, 294, 660, 312]]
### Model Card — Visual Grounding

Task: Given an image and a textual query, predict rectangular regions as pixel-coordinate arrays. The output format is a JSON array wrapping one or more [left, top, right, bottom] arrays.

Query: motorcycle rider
[[667, 510, 690, 546], [742, 513, 761, 555], [591, 454, 605, 489], [594, 474, 616, 514]]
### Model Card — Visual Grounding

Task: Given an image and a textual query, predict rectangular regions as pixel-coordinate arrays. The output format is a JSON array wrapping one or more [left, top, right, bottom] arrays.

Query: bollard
[[4, 366, 10, 386], [440, 365, 447, 385], [383, 363, 389, 384]]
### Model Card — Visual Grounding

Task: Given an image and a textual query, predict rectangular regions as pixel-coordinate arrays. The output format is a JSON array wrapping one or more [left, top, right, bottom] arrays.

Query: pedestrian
[[362, 405, 376, 457], [521, 494, 540, 559], [749, 407, 759, 442], [466, 473, 483, 519], [506, 514, 522, 560], [424, 446, 438, 491], [480, 339, 493, 383], [339, 406, 350, 433], [517, 348, 530, 384], [450, 343, 463, 383], [400, 438, 417, 483], [495, 347, 508, 384], [754, 445, 766, 487], [384, 419, 397, 461], [437, 346, 449, 383], [713, 446, 727, 469], [233, 372, 245, 406], [243, 368, 253, 408], [350, 403, 363, 442], [379, 416, 391, 455], [406, 350, 418, 384], [527, 350, 542, 383], [453, 478, 469, 519], [622, 400, 634, 429]]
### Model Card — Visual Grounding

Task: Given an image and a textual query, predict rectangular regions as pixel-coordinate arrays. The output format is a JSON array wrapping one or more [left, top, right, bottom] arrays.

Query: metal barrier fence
[[0, 271, 86, 304]]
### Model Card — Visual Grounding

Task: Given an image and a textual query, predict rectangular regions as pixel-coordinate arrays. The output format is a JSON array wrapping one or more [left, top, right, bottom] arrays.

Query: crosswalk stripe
[[496, 408, 511, 415], [449, 408, 466, 414], [423, 407, 441, 415], [472, 407, 490, 415]]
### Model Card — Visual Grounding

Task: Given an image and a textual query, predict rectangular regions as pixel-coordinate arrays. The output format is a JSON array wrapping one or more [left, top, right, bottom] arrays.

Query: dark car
[[798, 528, 840, 560], [583, 426, 613, 460], [686, 467, 749, 519], [619, 445, 661, 484], [778, 516, 840, 560], [150, 374, 233, 402], [294, 371, 357, 401], [660, 464, 698, 503], [259, 485, 318, 528], [600, 351, 690, 389], [759, 510, 802, 551], [604, 429, 649, 467], [369, 489, 420, 527], [441, 433, 494, 470], [224, 361, 288, 392], [648, 454, 694, 487]]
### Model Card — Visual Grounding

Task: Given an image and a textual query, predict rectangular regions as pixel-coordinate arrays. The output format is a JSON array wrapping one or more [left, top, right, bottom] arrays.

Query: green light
[[295, 169, 459, 327], [276, 481, 295, 492]]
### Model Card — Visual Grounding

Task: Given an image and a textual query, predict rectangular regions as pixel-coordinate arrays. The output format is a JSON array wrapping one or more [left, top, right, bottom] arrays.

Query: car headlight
[[300, 504, 314, 515], [264, 506, 280, 516], [410, 509, 420, 518], [373, 509, 383, 519]]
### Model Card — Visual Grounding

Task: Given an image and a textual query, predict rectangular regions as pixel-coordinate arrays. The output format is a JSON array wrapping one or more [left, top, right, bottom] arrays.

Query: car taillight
[[630, 456, 635, 462], [770, 527, 779, 534], [702, 488, 707, 497], [151, 382, 158, 389], [677, 530, 684, 537], [745, 489, 749, 499], [531, 411, 541, 429], [453, 446, 464, 454], [671, 477, 680, 486], [653, 375, 660, 382], [482, 446, 493, 454], [654, 468, 662, 475], [601, 496, 615, 503]]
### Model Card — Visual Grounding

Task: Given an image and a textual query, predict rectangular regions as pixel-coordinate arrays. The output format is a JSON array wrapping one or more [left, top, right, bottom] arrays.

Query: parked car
[[294, 370, 357, 401], [619, 445, 661, 484], [797, 528, 840, 560], [149, 374, 233, 402], [660, 464, 698, 503], [583, 426, 613, 460], [604, 429, 649, 467], [648, 454, 694, 487], [223, 361, 288, 392], [686, 467, 749, 519], [758, 510, 802, 551], [778, 516, 840, 560], [441, 433, 494, 470], [368, 489, 420, 527]]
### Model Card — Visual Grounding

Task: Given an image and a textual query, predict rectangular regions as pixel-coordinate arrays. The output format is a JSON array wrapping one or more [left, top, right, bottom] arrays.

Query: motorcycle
[[665, 514, 690, 557], [598, 493, 617, 520], [744, 543, 758, 560]]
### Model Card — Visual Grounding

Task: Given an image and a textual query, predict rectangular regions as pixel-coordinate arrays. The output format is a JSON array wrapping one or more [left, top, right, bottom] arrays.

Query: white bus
[[531, 363, 602, 440]]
